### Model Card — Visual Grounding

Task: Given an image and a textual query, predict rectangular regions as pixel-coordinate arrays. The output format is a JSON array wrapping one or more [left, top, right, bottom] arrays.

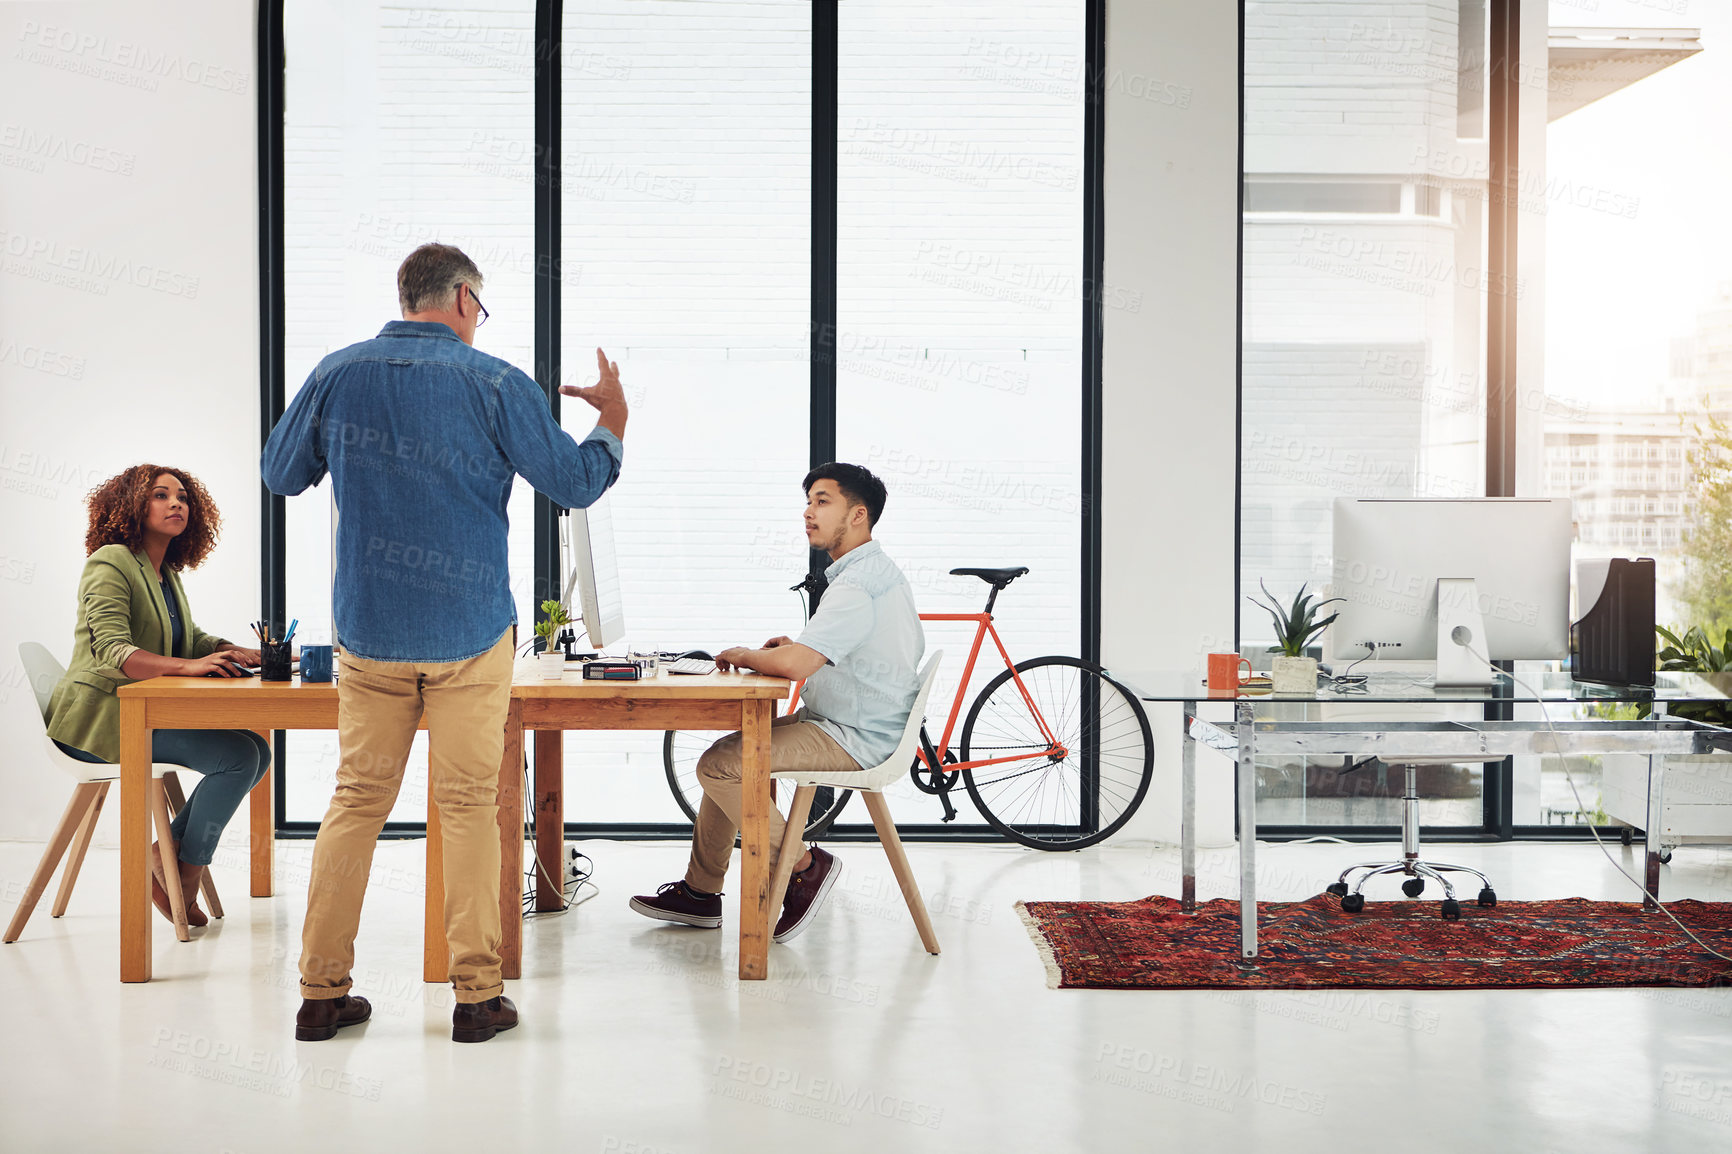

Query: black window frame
[[257, 0, 1107, 842]]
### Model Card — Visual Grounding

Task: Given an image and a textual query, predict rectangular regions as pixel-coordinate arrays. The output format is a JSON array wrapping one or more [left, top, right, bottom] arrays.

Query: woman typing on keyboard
[[45, 465, 267, 928]]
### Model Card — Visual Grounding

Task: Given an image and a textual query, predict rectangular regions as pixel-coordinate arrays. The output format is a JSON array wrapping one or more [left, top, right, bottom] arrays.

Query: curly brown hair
[[84, 464, 222, 570]]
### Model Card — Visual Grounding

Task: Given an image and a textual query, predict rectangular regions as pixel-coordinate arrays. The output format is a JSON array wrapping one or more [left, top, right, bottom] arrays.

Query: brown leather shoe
[[452, 995, 518, 1043], [295, 995, 373, 1042], [149, 841, 207, 928]]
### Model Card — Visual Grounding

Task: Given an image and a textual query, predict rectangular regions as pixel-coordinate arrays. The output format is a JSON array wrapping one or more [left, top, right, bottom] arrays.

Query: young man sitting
[[630, 462, 925, 942]]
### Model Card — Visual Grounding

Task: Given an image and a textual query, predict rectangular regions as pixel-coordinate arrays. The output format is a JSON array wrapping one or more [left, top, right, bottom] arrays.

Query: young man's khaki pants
[[685, 709, 860, 894], [300, 630, 514, 1005]]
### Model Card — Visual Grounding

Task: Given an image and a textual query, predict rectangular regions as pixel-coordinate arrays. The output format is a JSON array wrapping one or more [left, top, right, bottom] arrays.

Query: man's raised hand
[[559, 347, 628, 438]]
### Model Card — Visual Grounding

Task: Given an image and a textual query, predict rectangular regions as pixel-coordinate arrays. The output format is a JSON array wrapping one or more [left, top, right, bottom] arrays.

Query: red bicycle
[[664, 566, 1154, 850]]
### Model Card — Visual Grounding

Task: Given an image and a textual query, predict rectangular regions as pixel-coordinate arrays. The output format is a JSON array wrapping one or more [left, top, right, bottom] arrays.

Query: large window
[[1241, 2, 1722, 836], [1241, 0, 1492, 829], [836, 0, 1085, 823], [282, 0, 538, 823], [272, 1, 1095, 833], [557, 0, 811, 824], [1535, 13, 1714, 828]]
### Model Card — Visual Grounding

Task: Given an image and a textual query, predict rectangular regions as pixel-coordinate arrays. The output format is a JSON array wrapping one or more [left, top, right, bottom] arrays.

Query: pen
[[284, 618, 299, 645]]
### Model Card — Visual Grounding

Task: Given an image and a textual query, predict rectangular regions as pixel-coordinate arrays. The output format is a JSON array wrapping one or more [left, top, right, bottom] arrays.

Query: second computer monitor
[[1330, 497, 1573, 666], [560, 497, 626, 650]]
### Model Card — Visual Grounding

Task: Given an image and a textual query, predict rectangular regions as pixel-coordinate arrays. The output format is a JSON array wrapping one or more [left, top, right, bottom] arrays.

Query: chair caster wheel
[[1326, 882, 1348, 897], [1401, 878, 1425, 898], [1441, 899, 1461, 921], [1477, 888, 1497, 907], [1620, 827, 1633, 846], [1340, 893, 1365, 913], [1659, 850, 1674, 865]]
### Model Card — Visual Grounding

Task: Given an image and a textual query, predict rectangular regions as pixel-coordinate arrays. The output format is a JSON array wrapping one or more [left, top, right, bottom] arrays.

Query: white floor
[[2, 835, 1731, 1153]]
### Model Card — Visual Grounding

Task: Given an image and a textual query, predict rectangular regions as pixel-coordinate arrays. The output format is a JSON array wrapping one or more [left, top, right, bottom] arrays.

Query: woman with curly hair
[[46, 464, 269, 928]]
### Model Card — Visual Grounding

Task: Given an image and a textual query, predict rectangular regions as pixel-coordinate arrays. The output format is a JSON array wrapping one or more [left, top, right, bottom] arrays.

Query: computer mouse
[[677, 650, 714, 662]]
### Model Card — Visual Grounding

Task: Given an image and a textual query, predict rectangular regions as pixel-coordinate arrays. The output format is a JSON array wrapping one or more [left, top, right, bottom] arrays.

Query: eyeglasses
[[462, 283, 489, 327]]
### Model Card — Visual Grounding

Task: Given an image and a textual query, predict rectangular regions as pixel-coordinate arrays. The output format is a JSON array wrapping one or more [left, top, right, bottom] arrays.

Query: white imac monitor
[[559, 498, 626, 649], [1329, 498, 1573, 686]]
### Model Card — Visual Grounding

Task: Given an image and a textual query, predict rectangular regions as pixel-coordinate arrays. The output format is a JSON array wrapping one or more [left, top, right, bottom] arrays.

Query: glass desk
[[1115, 669, 1732, 963]]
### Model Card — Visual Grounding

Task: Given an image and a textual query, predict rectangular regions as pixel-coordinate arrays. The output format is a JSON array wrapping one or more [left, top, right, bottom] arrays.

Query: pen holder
[[261, 640, 294, 682]]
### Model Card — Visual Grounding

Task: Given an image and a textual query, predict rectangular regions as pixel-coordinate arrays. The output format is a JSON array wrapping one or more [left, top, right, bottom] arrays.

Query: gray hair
[[397, 242, 483, 314]]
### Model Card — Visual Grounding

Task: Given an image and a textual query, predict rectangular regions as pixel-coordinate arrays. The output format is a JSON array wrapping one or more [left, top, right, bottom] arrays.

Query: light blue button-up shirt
[[261, 320, 622, 663], [795, 540, 926, 768]]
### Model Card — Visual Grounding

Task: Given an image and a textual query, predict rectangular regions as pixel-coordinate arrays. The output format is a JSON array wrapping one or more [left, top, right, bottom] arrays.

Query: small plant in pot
[[1249, 580, 1343, 694], [534, 600, 572, 677], [1656, 624, 1732, 726]]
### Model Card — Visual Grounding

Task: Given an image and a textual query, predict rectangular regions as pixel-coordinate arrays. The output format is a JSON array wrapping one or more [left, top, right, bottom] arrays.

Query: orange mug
[[1207, 652, 1252, 692]]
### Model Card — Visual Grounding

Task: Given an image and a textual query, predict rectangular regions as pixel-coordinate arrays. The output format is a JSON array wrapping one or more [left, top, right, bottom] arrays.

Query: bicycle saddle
[[950, 567, 1030, 587]]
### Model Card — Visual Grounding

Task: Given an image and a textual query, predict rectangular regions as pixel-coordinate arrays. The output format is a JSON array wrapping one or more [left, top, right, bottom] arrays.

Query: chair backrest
[[854, 651, 945, 791], [18, 642, 65, 727]]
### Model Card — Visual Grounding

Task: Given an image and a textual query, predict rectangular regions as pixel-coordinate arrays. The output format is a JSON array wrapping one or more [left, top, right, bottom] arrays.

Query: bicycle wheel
[[662, 730, 853, 839], [959, 656, 1153, 850]]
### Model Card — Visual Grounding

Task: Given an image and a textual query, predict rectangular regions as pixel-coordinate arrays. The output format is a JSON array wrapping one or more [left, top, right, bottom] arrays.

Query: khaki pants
[[686, 710, 860, 894], [300, 630, 514, 1005]]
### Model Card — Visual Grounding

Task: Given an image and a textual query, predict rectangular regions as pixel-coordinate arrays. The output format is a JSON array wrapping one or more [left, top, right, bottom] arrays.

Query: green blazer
[[45, 544, 230, 763]]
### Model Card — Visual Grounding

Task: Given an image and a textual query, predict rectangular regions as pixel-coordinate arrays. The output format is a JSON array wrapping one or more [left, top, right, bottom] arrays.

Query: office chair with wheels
[[1325, 756, 1498, 920]]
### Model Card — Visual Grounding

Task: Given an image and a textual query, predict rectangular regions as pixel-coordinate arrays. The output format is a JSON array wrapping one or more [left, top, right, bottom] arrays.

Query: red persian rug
[[1015, 894, 1732, 990]]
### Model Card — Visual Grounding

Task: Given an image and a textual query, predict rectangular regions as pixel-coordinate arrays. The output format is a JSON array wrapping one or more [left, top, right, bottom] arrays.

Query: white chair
[[4, 643, 219, 945], [769, 652, 944, 954]]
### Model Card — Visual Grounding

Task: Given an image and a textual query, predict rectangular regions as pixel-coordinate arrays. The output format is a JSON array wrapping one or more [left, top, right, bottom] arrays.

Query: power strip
[[563, 844, 586, 886]]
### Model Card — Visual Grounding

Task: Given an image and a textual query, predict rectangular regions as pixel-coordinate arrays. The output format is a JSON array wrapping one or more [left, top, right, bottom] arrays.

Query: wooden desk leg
[[498, 699, 525, 980], [120, 699, 152, 982], [250, 729, 275, 898], [738, 699, 773, 981], [534, 729, 563, 912], [424, 798, 445, 985]]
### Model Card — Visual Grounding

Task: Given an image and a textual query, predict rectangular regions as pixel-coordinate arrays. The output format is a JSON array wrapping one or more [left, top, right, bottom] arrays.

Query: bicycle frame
[[913, 612, 1065, 773], [782, 611, 1064, 773]]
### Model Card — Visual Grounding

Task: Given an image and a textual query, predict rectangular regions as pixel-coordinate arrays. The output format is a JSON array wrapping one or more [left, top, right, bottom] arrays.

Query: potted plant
[[1249, 580, 1343, 694], [1597, 625, 1732, 859], [534, 600, 572, 678], [1656, 624, 1732, 724]]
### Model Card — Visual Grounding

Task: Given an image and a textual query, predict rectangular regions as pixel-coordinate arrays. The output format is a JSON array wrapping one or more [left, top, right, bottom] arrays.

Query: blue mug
[[300, 644, 334, 682]]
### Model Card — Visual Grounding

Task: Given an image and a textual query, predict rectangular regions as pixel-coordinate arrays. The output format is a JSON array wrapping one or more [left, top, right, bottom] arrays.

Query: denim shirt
[[261, 321, 622, 662]]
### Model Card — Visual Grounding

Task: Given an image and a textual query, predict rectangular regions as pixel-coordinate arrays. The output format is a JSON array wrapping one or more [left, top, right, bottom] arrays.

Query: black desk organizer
[[1570, 557, 1655, 688]]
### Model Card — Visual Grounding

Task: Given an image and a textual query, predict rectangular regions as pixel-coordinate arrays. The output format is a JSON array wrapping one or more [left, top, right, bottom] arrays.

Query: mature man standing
[[262, 243, 626, 1043]]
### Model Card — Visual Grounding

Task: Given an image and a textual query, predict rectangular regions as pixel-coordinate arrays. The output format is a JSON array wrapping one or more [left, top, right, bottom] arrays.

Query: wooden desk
[[115, 669, 787, 984], [505, 669, 789, 981]]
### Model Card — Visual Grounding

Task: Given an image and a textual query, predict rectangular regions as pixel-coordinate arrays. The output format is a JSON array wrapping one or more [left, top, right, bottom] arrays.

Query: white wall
[[1099, 0, 1242, 846], [0, 2, 259, 844]]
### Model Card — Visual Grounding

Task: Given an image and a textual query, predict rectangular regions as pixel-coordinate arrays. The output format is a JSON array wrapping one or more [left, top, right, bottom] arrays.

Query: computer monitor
[[559, 498, 625, 649], [1329, 498, 1573, 686]]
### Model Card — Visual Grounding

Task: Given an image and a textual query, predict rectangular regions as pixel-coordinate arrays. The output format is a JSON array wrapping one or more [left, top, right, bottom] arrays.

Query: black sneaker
[[630, 880, 723, 928], [774, 847, 842, 943]]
